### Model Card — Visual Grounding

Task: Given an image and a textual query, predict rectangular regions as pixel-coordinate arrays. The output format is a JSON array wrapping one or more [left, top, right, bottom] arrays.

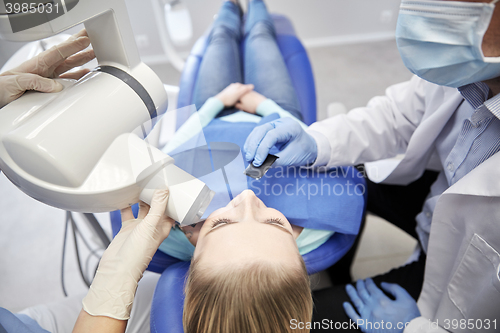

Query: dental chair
[[109, 14, 366, 333]]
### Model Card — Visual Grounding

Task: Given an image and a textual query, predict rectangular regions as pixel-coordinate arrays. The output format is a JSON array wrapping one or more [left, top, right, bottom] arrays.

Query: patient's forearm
[[163, 97, 224, 153], [72, 310, 127, 333]]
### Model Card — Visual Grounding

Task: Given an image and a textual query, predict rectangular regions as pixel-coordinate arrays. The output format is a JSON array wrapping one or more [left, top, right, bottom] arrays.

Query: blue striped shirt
[[416, 82, 500, 251], [447, 83, 500, 185]]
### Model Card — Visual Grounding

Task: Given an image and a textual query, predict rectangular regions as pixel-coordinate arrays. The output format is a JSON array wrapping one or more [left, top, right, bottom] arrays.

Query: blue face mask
[[396, 0, 500, 88]]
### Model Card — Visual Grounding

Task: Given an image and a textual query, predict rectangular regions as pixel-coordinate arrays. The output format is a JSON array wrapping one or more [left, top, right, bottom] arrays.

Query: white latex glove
[[0, 29, 95, 109], [82, 190, 175, 320]]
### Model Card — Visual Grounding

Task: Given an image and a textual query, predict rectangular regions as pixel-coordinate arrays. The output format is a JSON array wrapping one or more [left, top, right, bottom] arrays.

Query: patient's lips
[[181, 220, 205, 245]]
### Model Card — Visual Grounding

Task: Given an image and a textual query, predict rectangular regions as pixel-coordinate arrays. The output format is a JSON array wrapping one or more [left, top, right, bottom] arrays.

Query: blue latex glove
[[344, 278, 420, 333], [243, 117, 317, 167]]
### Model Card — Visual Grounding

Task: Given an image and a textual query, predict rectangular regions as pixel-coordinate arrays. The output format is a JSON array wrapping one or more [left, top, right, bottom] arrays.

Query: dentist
[[244, 0, 500, 331]]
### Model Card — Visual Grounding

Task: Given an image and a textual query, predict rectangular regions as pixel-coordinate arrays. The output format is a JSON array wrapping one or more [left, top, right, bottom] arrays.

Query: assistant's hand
[[215, 82, 254, 107], [244, 117, 317, 167], [82, 190, 175, 320], [235, 90, 267, 114], [344, 278, 421, 333], [0, 29, 95, 109]]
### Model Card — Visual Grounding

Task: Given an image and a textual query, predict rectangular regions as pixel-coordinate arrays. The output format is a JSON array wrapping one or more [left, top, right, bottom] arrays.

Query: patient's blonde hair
[[183, 257, 313, 333]]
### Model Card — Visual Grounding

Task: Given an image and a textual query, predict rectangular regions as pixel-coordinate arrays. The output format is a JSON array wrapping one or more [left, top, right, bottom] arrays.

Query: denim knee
[[245, 21, 275, 41], [211, 25, 242, 44]]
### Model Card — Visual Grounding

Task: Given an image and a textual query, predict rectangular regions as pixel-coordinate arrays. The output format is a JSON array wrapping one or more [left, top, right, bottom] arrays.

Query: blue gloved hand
[[344, 278, 421, 333], [243, 117, 318, 167]]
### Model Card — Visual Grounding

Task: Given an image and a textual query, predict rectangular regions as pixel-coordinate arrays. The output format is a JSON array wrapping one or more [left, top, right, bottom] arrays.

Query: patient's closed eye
[[265, 217, 284, 227], [209, 217, 285, 230], [210, 218, 234, 229]]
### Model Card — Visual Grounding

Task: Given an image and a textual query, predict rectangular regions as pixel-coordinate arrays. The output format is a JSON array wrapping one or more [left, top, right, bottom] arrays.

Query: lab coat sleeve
[[404, 317, 449, 333], [307, 75, 427, 167]]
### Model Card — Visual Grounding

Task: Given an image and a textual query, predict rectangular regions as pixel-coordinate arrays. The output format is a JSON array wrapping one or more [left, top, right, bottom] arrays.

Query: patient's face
[[193, 190, 301, 268]]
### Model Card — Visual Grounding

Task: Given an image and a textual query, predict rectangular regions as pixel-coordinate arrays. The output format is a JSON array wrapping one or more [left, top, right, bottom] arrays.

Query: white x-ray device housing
[[0, 0, 214, 225]]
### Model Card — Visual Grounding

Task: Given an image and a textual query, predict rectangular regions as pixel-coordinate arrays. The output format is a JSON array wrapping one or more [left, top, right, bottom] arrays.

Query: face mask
[[396, 0, 500, 88]]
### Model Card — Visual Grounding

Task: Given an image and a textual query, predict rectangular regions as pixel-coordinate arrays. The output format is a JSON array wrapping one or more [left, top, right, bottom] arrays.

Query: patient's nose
[[235, 190, 262, 218], [240, 190, 260, 203]]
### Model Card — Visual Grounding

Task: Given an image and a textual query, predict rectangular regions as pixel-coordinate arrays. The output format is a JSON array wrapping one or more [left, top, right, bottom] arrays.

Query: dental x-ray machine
[[0, 0, 214, 226]]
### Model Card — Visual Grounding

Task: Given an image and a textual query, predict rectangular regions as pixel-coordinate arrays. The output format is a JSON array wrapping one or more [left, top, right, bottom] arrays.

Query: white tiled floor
[[1, 40, 417, 312], [352, 214, 417, 280], [0, 174, 110, 312]]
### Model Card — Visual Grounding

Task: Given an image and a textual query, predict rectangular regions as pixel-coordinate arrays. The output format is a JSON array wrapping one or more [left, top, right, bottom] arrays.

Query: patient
[[157, 0, 361, 332], [183, 190, 312, 333]]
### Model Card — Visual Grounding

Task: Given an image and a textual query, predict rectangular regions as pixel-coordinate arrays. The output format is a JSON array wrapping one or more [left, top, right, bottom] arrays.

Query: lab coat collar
[[444, 151, 500, 197], [381, 88, 463, 185]]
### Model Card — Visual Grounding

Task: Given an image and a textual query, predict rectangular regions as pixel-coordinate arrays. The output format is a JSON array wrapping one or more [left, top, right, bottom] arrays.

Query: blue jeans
[[192, 0, 302, 120]]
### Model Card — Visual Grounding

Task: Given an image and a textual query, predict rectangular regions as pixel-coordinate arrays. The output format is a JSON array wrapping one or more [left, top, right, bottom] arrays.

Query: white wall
[[131, 0, 401, 64], [0, 0, 401, 68], [0, 40, 26, 69], [266, 0, 400, 47]]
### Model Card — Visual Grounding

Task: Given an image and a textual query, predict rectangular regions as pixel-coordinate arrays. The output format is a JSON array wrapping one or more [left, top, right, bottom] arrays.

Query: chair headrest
[[151, 262, 190, 333]]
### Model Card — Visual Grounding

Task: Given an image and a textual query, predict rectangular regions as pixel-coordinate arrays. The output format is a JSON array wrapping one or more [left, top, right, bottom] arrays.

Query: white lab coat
[[307, 75, 500, 332]]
